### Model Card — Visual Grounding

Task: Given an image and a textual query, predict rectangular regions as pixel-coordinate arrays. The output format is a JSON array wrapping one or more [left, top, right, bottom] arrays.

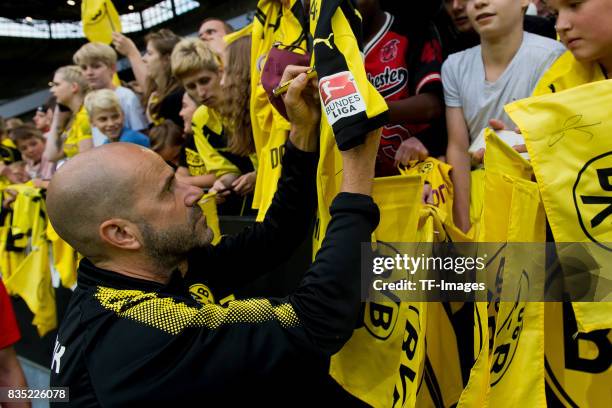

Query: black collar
[[77, 258, 186, 295]]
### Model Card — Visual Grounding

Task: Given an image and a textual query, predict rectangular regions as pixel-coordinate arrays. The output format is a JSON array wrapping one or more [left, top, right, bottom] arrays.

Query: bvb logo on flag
[[573, 151, 612, 251]]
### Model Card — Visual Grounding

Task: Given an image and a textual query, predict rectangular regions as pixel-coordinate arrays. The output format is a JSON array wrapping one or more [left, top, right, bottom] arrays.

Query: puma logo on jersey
[[51, 338, 66, 374], [314, 33, 334, 50]]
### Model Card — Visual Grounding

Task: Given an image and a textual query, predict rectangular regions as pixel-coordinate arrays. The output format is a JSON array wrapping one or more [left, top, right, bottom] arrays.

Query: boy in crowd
[[12, 125, 56, 187], [32, 97, 55, 135], [84, 90, 150, 148], [357, 0, 446, 177], [443, 0, 565, 232], [438, 0, 557, 59], [73, 42, 148, 145], [535, 0, 611, 93]]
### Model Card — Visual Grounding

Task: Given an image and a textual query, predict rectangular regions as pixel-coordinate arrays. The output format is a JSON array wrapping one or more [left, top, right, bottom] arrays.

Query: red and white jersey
[[365, 12, 443, 176]]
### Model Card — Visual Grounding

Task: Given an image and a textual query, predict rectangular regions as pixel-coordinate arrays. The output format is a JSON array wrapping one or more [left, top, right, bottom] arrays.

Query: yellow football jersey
[[63, 106, 93, 159]]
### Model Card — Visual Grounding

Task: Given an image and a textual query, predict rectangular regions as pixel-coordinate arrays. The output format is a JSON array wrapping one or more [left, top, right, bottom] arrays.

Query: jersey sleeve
[[409, 22, 443, 96], [186, 139, 317, 288], [442, 54, 462, 108], [311, 0, 389, 151]]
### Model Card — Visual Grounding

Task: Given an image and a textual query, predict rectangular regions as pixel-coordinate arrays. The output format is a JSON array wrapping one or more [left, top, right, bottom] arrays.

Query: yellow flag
[[82, 0, 122, 44], [533, 51, 607, 97], [506, 80, 612, 326], [487, 178, 546, 408], [506, 80, 612, 407], [47, 222, 78, 289], [330, 175, 425, 407], [254, 114, 291, 221], [223, 23, 253, 46], [398, 158, 454, 220], [252, 0, 308, 218], [198, 193, 221, 245], [3, 189, 56, 337]]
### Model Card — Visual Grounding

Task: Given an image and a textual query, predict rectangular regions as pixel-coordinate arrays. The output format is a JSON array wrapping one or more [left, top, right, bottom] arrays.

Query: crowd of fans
[[1, 0, 611, 403], [0, 0, 567, 218]]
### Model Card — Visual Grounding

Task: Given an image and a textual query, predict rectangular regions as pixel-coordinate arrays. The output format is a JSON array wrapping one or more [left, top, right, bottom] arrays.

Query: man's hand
[[281, 65, 320, 152], [394, 137, 429, 166], [112, 32, 140, 58]]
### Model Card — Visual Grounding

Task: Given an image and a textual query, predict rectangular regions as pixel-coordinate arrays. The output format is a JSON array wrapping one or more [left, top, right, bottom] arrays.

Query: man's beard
[[138, 206, 213, 270]]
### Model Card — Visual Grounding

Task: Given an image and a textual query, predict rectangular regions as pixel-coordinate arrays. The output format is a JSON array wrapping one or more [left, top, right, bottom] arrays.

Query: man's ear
[[99, 219, 143, 251]]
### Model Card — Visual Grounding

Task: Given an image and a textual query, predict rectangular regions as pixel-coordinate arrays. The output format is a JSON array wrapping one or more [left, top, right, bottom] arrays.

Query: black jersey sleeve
[[185, 139, 318, 289]]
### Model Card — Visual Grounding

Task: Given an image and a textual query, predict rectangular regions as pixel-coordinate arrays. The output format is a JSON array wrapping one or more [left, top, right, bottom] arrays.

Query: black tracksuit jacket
[[50, 140, 380, 406]]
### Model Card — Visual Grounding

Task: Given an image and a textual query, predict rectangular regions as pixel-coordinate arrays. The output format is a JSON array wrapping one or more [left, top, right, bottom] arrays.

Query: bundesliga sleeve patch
[[319, 71, 367, 126]]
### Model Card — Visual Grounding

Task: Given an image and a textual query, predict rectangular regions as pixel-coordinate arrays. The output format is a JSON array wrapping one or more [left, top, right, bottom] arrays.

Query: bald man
[[48, 67, 381, 406]]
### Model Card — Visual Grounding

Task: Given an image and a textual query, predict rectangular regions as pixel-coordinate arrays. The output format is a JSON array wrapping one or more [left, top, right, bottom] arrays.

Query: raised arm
[[187, 66, 320, 286], [112, 32, 148, 91], [43, 106, 70, 162]]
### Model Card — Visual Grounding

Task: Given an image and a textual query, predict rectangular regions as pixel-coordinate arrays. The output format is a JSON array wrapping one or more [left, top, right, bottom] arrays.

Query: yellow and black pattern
[[94, 286, 301, 335], [184, 147, 207, 176]]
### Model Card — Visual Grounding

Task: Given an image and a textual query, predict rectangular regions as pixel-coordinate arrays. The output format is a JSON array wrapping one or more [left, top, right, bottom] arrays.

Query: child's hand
[[394, 137, 429, 166]]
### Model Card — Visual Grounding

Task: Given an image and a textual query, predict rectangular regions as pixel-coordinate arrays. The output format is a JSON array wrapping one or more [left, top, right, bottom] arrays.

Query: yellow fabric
[[81, 0, 122, 45], [543, 302, 612, 407], [415, 301, 465, 407], [470, 168, 485, 225], [533, 51, 607, 97], [47, 222, 78, 289], [458, 130, 543, 407], [191, 105, 240, 178], [1, 138, 16, 149], [330, 175, 424, 407], [398, 157, 454, 220], [3, 186, 56, 337], [198, 193, 221, 245], [251, 0, 307, 217], [254, 115, 290, 221], [480, 129, 533, 242], [63, 106, 93, 159], [310, 0, 388, 254], [487, 177, 546, 407], [250, 0, 280, 209], [0, 211, 26, 282], [223, 23, 253, 46], [506, 80, 612, 328], [183, 147, 207, 176], [506, 80, 612, 407]]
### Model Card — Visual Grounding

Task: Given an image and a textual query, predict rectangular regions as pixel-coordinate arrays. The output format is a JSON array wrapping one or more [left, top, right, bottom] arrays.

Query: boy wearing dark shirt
[[358, 0, 446, 177]]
